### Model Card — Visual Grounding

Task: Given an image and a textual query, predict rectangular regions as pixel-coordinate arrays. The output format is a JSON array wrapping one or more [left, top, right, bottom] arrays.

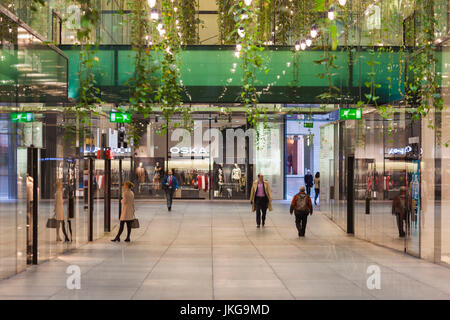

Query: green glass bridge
[[61, 45, 407, 105]]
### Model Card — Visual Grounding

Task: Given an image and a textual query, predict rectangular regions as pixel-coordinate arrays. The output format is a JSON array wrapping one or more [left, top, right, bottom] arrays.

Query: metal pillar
[[88, 157, 94, 241]]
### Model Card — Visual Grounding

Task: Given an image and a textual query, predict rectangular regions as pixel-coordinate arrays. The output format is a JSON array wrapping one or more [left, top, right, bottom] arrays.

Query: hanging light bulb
[[151, 8, 159, 20], [237, 27, 245, 38], [244, 0, 252, 6], [294, 41, 300, 51], [234, 50, 240, 58], [306, 36, 312, 47], [147, 0, 156, 8], [300, 39, 307, 50], [338, 0, 347, 6], [236, 43, 242, 51], [310, 24, 318, 38], [328, 7, 335, 20]]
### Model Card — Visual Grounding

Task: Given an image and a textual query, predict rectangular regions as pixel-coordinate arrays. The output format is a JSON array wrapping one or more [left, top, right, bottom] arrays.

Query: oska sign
[[170, 147, 209, 155]]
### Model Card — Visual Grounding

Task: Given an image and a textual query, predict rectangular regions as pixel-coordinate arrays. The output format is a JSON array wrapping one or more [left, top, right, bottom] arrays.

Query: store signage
[[11, 112, 34, 122], [388, 146, 412, 155], [304, 122, 314, 128], [339, 108, 362, 120], [170, 146, 209, 155], [110, 112, 131, 123], [83, 146, 131, 155]]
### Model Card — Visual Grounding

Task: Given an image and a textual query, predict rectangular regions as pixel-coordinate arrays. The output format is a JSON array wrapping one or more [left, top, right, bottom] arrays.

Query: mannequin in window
[[232, 163, 242, 192], [153, 162, 162, 191], [218, 175, 224, 197], [136, 162, 146, 193]]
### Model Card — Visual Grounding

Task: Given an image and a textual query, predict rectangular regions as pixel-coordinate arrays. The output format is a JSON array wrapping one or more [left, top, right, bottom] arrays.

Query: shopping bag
[[46, 217, 57, 228], [131, 218, 140, 229]]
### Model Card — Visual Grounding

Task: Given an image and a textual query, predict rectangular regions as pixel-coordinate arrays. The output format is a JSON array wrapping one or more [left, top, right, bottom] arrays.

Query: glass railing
[[0, 7, 68, 104]]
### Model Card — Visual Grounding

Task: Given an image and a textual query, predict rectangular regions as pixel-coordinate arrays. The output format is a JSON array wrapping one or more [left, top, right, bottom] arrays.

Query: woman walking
[[111, 181, 135, 242], [250, 174, 273, 228], [55, 181, 70, 242], [314, 172, 320, 206]]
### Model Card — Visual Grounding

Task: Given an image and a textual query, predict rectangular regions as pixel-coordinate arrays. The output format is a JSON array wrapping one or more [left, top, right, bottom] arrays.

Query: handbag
[[46, 216, 57, 228], [131, 218, 140, 229]]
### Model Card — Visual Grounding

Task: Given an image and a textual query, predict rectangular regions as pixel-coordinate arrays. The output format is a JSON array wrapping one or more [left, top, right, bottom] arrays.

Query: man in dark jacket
[[290, 186, 313, 237], [162, 170, 178, 211], [392, 186, 411, 237], [304, 169, 314, 196]]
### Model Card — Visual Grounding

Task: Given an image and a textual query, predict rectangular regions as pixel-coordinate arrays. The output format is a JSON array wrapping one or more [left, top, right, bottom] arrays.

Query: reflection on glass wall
[[321, 109, 422, 254]]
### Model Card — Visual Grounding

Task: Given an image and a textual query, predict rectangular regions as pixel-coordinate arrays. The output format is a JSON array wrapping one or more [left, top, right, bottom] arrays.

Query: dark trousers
[[255, 196, 268, 226], [314, 188, 319, 204], [295, 211, 309, 236], [116, 220, 132, 240], [57, 221, 69, 241], [396, 213, 406, 237], [306, 186, 312, 196], [165, 188, 174, 208]]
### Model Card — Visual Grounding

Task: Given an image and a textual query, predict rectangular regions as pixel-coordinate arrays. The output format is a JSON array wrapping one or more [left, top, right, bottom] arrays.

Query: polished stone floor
[[0, 201, 450, 300]]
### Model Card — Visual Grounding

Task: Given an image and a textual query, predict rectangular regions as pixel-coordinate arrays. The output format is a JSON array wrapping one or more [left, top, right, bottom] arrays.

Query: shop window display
[[213, 163, 247, 199], [133, 157, 165, 198]]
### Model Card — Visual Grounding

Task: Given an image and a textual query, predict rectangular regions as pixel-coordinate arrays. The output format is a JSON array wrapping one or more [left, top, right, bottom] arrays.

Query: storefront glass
[[321, 108, 422, 254]]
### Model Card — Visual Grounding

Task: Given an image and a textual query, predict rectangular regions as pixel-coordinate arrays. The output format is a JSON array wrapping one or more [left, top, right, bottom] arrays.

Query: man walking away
[[290, 186, 313, 237], [304, 169, 313, 196], [162, 170, 178, 211]]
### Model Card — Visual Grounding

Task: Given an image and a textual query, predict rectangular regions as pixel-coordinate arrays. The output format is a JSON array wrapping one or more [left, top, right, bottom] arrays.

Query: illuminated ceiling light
[[147, 0, 156, 8], [151, 8, 159, 20], [244, 0, 252, 6], [306, 36, 312, 47], [338, 0, 347, 5], [328, 7, 335, 20], [310, 24, 318, 38], [300, 39, 307, 50], [294, 40, 300, 51], [237, 27, 245, 38]]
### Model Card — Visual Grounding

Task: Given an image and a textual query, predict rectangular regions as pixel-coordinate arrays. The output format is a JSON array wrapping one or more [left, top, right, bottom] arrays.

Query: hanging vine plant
[[179, 0, 200, 45], [217, 0, 237, 44], [233, 0, 267, 129], [73, 0, 102, 125], [127, 0, 159, 147], [155, 0, 191, 132]]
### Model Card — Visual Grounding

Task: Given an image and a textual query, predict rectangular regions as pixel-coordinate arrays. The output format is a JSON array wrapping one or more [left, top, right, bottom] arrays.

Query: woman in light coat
[[55, 180, 70, 242], [249, 174, 273, 227], [111, 181, 135, 242]]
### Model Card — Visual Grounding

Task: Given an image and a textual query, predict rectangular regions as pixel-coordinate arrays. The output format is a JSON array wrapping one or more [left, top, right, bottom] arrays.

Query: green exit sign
[[110, 112, 131, 123], [304, 122, 314, 128], [11, 112, 34, 122], [340, 108, 362, 120]]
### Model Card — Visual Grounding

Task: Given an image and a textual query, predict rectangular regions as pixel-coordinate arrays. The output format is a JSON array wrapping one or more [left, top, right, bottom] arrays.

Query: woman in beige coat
[[111, 181, 135, 242], [55, 181, 70, 242], [249, 174, 273, 227]]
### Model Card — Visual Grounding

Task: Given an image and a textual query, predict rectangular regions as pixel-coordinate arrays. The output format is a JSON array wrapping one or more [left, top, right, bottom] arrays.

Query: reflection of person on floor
[[162, 170, 178, 211], [111, 181, 135, 242], [392, 186, 411, 238], [250, 174, 273, 228], [55, 181, 70, 242], [314, 172, 320, 206], [304, 169, 313, 196], [290, 186, 313, 237]]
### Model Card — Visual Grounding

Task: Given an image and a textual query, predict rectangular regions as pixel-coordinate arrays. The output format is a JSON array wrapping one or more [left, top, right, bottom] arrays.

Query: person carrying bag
[[290, 186, 313, 237], [112, 181, 137, 242]]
